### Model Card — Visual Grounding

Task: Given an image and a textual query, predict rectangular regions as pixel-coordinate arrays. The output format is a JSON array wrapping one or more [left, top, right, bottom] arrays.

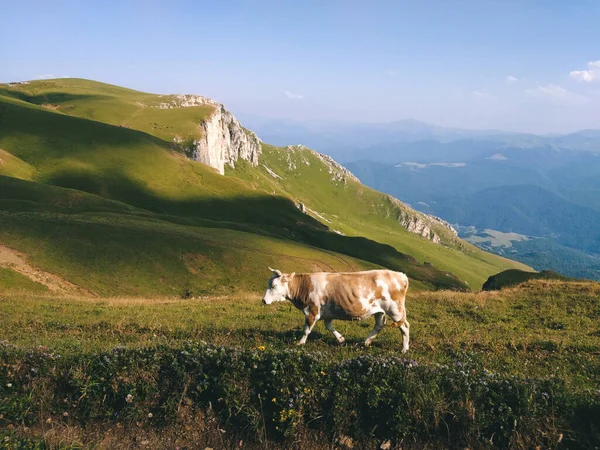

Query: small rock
[[140, 441, 150, 446], [380, 440, 392, 450], [337, 435, 354, 449]]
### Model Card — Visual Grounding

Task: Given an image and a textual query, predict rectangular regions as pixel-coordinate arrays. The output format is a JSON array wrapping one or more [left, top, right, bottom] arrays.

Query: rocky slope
[[157, 94, 262, 175], [153, 97, 464, 246]]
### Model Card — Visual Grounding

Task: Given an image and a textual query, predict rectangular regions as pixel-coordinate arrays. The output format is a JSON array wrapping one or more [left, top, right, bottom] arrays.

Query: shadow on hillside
[[36, 168, 469, 290], [0, 88, 109, 106]]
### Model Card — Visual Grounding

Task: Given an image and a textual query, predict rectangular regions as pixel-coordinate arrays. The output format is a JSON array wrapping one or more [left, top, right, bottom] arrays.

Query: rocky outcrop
[[398, 214, 442, 244], [386, 195, 458, 245], [155, 95, 261, 175]]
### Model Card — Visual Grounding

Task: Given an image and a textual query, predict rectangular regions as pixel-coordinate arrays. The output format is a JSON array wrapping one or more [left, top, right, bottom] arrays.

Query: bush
[[1, 341, 599, 448]]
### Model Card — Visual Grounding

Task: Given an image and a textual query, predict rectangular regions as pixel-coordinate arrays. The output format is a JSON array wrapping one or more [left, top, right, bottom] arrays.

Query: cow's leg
[[297, 307, 319, 346], [324, 319, 345, 344], [364, 312, 386, 347], [399, 319, 410, 353], [386, 303, 410, 353]]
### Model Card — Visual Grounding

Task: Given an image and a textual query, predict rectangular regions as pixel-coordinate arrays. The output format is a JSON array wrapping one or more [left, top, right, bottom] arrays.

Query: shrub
[[1, 341, 598, 448]]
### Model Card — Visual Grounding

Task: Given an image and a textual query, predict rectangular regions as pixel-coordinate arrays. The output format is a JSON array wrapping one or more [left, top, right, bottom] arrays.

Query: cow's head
[[262, 267, 294, 305]]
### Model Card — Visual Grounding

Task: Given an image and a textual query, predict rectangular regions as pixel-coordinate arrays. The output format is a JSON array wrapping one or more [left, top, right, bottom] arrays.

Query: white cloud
[[525, 84, 590, 106], [505, 75, 517, 83], [386, 69, 398, 77], [472, 91, 497, 100], [570, 60, 600, 83], [487, 153, 508, 161], [284, 90, 303, 100]]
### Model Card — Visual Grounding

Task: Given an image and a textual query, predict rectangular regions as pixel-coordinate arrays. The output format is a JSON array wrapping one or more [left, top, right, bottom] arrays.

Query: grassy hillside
[[0, 281, 599, 448], [0, 78, 528, 293]]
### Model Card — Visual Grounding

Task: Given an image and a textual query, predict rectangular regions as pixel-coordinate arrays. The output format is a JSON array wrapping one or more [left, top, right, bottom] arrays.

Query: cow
[[261, 268, 410, 352]]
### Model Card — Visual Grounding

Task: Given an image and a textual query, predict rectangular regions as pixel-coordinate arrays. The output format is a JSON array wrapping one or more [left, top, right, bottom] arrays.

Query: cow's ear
[[289, 272, 295, 278], [268, 267, 282, 277]]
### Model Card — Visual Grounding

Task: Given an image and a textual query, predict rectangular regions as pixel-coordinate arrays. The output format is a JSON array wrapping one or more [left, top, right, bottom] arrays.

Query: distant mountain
[[236, 115, 600, 161], [236, 115, 535, 153], [433, 185, 600, 254]]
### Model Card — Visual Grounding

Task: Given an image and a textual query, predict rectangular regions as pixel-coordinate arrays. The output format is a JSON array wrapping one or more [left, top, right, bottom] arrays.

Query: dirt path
[[0, 244, 93, 295]]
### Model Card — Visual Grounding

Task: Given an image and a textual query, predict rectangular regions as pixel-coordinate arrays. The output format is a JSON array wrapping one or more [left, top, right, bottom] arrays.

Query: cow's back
[[317, 270, 408, 320]]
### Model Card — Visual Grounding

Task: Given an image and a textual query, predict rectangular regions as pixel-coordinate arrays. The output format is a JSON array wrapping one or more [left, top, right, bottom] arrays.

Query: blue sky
[[1, 0, 600, 133]]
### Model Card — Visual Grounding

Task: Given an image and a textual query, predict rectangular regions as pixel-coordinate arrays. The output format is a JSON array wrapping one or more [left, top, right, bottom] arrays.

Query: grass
[[0, 267, 48, 293], [0, 210, 386, 297], [0, 280, 598, 386], [0, 78, 214, 142], [0, 280, 599, 448]]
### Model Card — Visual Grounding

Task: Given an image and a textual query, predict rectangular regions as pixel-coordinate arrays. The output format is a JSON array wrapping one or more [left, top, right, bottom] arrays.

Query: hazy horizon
[[2, 0, 600, 134]]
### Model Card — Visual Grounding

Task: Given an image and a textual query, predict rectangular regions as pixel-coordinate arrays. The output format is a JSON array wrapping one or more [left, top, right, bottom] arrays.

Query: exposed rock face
[[386, 195, 457, 245], [155, 95, 261, 175], [155, 94, 218, 109], [398, 214, 442, 244]]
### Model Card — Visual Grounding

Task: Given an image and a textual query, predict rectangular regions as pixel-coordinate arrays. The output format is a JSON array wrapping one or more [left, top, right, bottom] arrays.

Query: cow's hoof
[[295, 341, 306, 346], [337, 337, 346, 344], [401, 347, 409, 353], [364, 340, 372, 347]]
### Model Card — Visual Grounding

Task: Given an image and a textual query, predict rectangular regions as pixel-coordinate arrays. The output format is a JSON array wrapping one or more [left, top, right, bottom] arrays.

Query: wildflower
[[271, 398, 277, 403], [257, 345, 266, 351], [46, 418, 52, 424], [320, 371, 326, 376], [148, 413, 153, 418], [63, 412, 69, 417], [126, 394, 134, 403], [6, 383, 12, 388]]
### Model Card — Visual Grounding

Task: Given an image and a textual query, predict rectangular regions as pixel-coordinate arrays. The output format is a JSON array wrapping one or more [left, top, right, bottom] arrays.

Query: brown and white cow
[[262, 268, 410, 351]]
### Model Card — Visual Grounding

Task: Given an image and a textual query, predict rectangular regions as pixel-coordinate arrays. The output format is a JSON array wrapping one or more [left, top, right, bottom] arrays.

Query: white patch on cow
[[309, 274, 328, 305], [376, 278, 392, 302]]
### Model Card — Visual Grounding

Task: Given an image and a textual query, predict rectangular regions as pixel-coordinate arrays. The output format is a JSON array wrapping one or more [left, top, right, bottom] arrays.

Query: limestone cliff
[[385, 195, 458, 245], [156, 95, 261, 175]]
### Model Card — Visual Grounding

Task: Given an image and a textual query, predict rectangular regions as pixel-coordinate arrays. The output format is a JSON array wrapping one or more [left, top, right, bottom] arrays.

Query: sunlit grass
[[1, 280, 598, 390]]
